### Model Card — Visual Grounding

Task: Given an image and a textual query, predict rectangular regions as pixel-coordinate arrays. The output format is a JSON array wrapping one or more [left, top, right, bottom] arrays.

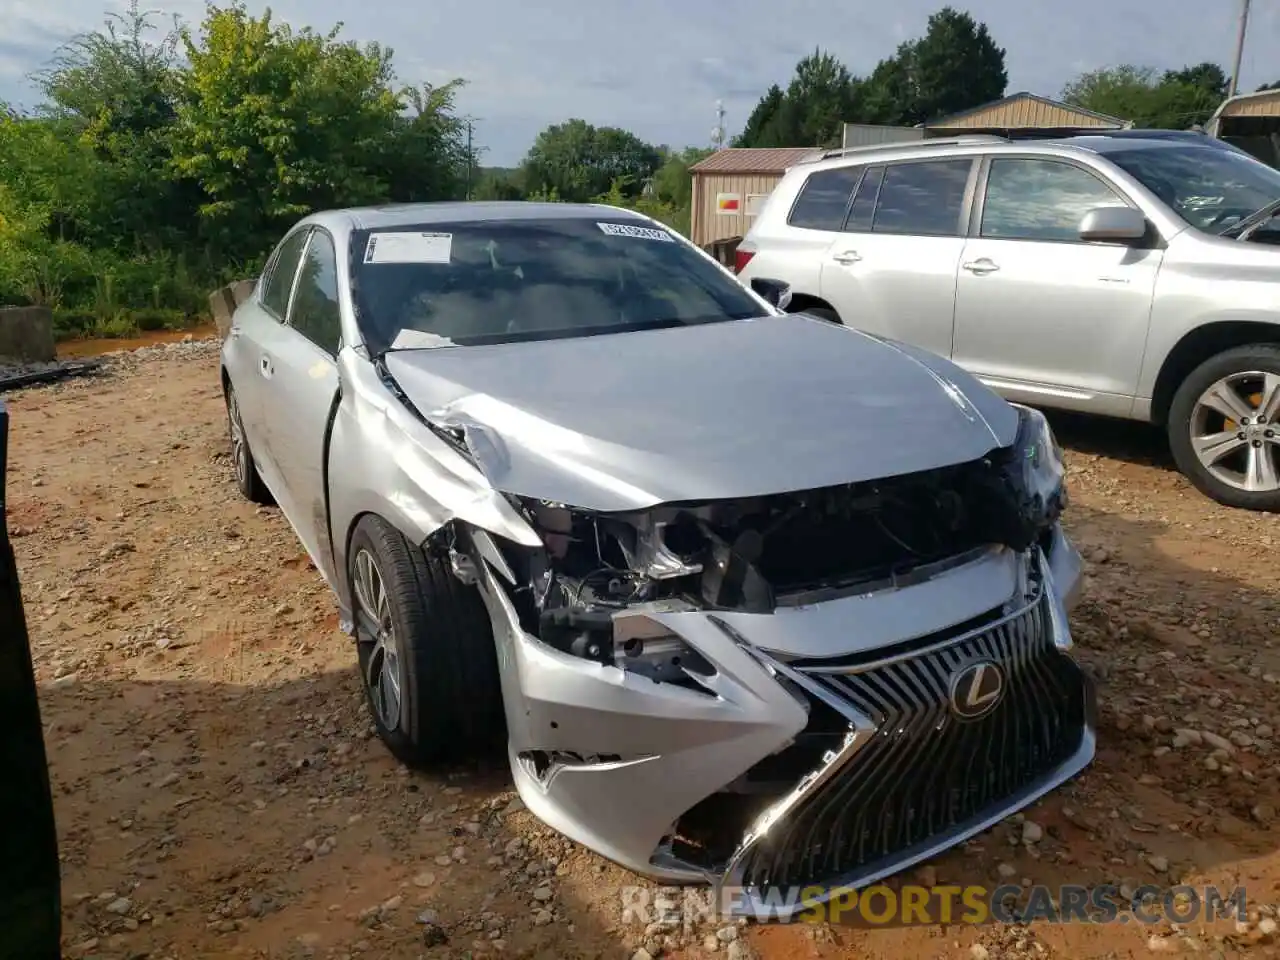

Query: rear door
[[259, 228, 344, 587], [819, 157, 976, 358], [754, 165, 863, 297], [227, 226, 312, 493], [951, 156, 1162, 413]]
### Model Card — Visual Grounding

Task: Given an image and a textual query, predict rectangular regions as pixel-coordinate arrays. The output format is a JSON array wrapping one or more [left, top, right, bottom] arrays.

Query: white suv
[[736, 133, 1280, 511]]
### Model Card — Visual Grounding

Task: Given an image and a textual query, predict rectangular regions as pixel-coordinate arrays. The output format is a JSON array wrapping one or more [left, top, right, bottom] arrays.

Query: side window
[[981, 159, 1129, 242], [844, 166, 884, 232], [872, 159, 974, 237], [288, 231, 342, 355], [787, 167, 863, 231], [261, 229, 311, 319]]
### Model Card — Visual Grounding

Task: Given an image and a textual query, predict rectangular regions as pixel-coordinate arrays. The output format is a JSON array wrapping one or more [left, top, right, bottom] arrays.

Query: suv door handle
[[260, 355, 274, 378], [831, 250, 862, 265], [962, 258, 1000, 275]]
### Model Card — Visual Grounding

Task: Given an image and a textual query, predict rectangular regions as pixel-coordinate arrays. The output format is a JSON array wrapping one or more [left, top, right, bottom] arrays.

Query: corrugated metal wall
[[936, 97, 1119, 130], [1221, 91, 1280, 118], [842, 123, 925, 148], [690, 172, 784, 247]]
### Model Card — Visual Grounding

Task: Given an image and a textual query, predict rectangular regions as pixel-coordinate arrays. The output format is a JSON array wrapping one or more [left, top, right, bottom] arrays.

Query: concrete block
[[0, 307, 56, 363]]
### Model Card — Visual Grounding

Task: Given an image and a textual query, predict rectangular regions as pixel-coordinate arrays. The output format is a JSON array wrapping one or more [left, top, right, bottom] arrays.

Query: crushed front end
[[462, 407, 1093, 916]]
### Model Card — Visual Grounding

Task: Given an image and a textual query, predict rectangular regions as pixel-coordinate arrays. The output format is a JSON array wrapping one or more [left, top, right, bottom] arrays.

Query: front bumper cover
[[475, 524, 1092, 913]]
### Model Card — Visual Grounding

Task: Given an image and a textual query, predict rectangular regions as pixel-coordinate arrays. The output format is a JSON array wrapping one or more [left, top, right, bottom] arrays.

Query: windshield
[[1106, 145, 1280, 233], [350, 217, 765, 353]]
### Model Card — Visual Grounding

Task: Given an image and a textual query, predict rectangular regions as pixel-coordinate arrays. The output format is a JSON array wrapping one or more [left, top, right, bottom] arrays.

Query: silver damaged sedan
[[221, 201, 1094, 914]]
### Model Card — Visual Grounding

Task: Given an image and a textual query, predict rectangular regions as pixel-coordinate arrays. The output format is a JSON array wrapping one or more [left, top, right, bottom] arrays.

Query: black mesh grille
[[736, 591, 1088, 889]]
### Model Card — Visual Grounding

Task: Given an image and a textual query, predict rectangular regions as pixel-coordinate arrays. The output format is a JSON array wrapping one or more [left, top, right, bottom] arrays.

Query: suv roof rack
[[813, 135, 1009, 160], [809, 134, 1008, 162]]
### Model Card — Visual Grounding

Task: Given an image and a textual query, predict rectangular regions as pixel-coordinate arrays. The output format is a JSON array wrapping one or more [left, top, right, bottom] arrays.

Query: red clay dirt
[[8, 339, 1280, 959]]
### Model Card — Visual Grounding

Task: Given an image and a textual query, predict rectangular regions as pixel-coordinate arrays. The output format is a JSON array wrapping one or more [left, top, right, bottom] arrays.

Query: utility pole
[[1229, 0, 1251, 98]]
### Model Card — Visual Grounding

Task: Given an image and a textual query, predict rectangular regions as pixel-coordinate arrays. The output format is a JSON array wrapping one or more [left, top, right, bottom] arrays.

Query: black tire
[[1167, 343, 1280, 512], [797, 306, 841, 324], [225, 382, 273, 504], [348, 515, 505, 767]]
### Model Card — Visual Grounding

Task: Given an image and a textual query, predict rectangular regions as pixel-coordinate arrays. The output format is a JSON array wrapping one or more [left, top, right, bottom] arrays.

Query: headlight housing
[[1005, 405, 1068, 537]]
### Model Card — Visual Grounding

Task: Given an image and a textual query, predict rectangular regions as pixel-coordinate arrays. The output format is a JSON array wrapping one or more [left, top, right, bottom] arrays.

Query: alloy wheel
[[228, 392, 249, 487], [352, 548, 403, 730], [1189, 370, 1280, 493]]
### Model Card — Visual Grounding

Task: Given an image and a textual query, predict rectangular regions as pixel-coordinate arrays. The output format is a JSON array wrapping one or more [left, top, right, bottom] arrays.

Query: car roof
[[306, 201, 649, 232]]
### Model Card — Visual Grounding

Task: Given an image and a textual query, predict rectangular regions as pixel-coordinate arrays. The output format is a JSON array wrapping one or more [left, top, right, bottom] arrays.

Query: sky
[[0, 0, 1276, 167]]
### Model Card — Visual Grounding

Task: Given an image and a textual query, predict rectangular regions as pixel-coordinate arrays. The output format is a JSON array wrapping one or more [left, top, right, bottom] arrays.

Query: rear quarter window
[[787, 167, 863, 231]]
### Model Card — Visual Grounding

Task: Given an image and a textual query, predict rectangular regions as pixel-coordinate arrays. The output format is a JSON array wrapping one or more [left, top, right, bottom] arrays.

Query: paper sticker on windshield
[[363, 231, 452, 264], [597, 222, 675, 242]]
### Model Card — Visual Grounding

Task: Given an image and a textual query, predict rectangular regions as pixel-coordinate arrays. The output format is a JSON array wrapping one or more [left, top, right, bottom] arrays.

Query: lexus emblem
[[949, 660, 1005, 720]]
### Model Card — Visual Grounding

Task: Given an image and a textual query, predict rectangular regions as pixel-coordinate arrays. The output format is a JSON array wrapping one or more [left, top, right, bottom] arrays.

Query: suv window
[[289, 231, 343, 355], [261, 229, 311, 319], [872, 159, 973, 236], [981, 159, 1128, 242], [788, 167, 863, 231], [844, 166, 884, 232]]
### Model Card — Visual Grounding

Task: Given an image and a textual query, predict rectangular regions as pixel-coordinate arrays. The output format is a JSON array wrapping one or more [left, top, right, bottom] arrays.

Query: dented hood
[[382, 314, 1019, 512]]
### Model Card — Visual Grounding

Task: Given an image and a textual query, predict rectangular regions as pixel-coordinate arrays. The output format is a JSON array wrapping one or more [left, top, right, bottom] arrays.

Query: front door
[[259, 228, 344, 588], [951, 157, 1163, 415], [819, 157, 976, 359]]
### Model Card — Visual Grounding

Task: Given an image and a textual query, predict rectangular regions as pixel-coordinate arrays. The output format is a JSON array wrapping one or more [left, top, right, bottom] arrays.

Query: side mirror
[[749, 277, 793, 311], [1078, 206, 1148, 244]]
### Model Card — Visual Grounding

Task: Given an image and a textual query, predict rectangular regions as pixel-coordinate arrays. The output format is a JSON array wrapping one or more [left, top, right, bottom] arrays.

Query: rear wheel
[[1168, 344, 1280, 511], [225, 384, 272, 504], [348, 515, 505, 767]]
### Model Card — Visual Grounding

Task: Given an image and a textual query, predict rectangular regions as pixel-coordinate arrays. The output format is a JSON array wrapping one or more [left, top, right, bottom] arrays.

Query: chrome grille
[[735, 588, 1089, 890]]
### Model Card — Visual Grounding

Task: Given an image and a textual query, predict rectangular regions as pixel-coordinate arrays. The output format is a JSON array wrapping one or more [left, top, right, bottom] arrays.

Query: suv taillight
[[733, 249, 755, 274]]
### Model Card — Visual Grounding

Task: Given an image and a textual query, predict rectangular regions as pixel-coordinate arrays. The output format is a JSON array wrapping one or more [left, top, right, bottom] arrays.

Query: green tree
[[734, 84, 785, 146], [1163, 62, 1228, 101], [862, 7, 1007, 125], [652, 146, 711, 209], [735, 52, 858, 147], [169, 2, 404, 257], [32, 1, 196, 253], [1062, 62, 1228, 129], [378, 81, 477, 204], [520, 119, 661, 202]]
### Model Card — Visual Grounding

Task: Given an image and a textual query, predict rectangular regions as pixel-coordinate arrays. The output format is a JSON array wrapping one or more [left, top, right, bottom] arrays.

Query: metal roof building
[[688, 147, 820, 248]]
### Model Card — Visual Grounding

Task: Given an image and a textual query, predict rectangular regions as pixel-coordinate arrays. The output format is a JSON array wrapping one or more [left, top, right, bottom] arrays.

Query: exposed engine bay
[[478, 421, 1064, 684], [447, 408, 1076, 885]]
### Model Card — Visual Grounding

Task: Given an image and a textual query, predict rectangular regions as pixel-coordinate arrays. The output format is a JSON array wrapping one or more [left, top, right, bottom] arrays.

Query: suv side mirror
[[749, 277, 793, 311], [1078, 206, 1148, 244]]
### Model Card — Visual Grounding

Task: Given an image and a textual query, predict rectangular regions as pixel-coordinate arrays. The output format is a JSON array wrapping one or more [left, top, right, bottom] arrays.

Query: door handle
[[961, 258, 1000, 275], [831, 250, 862, 265], [260, 356, 274, 378], [227, 327, 241, 339]]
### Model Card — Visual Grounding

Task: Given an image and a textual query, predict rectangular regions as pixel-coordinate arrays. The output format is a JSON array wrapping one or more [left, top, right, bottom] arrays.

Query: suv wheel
[[1168, 344, 1280, 511]]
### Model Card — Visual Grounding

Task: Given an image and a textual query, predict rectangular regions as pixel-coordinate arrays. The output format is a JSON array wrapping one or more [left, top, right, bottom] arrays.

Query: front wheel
[[348, 515, 505, 767], [1168, 344, 1280, 511]]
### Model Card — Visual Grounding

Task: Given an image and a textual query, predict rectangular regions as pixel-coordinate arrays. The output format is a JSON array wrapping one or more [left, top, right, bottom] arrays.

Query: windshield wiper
[[1219, 197, 1280, 238]]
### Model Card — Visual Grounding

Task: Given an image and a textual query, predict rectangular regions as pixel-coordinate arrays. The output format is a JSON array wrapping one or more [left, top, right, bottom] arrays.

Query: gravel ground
[[8, 338, 1280, 959]]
